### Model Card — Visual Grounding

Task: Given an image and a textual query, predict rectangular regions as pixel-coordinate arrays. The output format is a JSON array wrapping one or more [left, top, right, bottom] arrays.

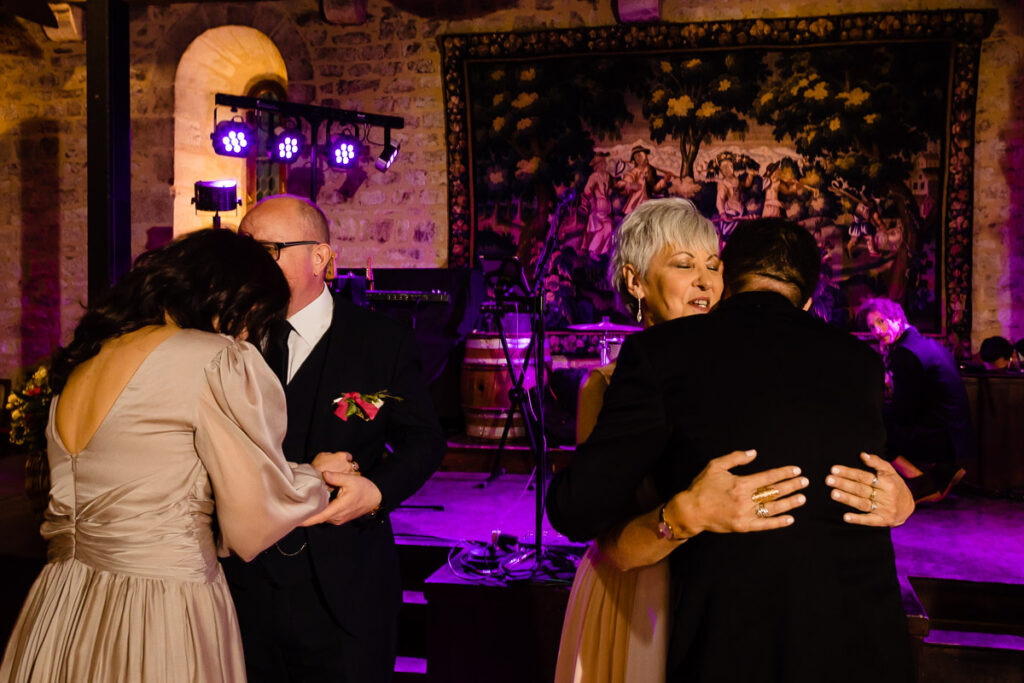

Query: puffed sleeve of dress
[[194, 339, 329, 561]]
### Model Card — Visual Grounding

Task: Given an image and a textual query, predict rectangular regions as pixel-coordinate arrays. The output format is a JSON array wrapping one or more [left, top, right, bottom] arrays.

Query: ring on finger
[[755, 502, 770, 519], [870, 488, 877, 502], [870, 500, 877, 512], [351, 461, 360, 472], [751, 486, 780, 504], [871, 474, 878, 488]]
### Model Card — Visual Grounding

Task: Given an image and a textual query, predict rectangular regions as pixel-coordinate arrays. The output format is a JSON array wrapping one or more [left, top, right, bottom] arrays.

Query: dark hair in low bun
[[51, 229, 289, 392]]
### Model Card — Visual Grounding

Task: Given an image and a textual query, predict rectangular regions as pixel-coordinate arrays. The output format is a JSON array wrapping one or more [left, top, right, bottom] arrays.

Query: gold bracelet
[[656, 504, 684, 542]]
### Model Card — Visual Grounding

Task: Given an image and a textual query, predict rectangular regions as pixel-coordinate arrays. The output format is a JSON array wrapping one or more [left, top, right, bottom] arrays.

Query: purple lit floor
[[3, 457, 1024, 668], [391, 471, 1024, 587], [3, 458, 1022, 586]]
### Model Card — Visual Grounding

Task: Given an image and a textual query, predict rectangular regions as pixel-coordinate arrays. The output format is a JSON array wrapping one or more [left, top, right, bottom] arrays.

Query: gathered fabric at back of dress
[[43, 329, 235, 582]]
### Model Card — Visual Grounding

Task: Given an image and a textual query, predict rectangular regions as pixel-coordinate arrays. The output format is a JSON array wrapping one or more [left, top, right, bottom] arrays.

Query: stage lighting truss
[[328, 126, 361, 169], [212, 94, 405, 200], [269, 122, 305, 163], [211, 117, 255, 158]]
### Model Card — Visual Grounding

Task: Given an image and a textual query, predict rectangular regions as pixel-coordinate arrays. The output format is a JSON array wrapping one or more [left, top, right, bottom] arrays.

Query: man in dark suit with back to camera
[[548, 217, 913, 682], [223, 194, 446, 683]]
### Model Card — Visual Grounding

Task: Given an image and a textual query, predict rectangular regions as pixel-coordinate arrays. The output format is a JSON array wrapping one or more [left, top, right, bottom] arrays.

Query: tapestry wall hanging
[[440, 10, 997, 351]]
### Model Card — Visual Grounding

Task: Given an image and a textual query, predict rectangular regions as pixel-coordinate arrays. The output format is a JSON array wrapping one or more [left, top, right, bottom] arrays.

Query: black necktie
[[268, 321, 293, 386]]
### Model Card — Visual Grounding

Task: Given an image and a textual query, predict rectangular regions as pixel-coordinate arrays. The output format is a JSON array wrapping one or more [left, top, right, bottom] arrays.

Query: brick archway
[[172, 26, 288, 234], [156, 5, 313, 88]]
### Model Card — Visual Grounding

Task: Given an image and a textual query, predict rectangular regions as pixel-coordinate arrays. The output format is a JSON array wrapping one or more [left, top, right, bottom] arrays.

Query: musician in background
[[861, 297, 973, 503]]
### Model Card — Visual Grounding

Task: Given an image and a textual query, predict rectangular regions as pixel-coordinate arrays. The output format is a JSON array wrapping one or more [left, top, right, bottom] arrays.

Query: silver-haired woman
[[554, 198, 914, 683]]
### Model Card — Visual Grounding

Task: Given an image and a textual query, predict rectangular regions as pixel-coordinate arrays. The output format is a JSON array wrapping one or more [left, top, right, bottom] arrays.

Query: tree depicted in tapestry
[[465, 42, 948, 334]]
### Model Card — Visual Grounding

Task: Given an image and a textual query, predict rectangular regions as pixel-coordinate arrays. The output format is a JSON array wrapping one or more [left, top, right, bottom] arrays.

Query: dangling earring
[[636, 297, 643, 324]]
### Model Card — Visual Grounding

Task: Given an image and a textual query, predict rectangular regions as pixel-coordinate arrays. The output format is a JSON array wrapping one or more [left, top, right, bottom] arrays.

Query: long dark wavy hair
[[50, 229, 290, 392]]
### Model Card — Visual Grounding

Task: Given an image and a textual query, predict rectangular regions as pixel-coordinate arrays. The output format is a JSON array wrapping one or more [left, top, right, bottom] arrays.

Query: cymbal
[[567, 320, 643, 333]]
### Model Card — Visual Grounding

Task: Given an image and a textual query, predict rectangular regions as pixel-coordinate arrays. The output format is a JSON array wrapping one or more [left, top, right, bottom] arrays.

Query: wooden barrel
[[460, 333, 539, 440]]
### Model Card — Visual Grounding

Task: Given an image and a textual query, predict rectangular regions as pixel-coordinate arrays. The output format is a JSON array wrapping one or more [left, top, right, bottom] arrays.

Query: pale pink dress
[[0, 331, 328, 683], [554, 364, 669, 683]]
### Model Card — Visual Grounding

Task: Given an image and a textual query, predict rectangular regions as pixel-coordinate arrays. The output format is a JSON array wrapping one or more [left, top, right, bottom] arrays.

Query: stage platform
[[392, 471, 1024, 682], [393, 471, 1024, 585]]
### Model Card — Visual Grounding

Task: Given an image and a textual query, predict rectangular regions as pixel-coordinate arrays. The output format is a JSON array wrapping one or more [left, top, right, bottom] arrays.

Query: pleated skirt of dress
[[0, 557, 246, 683], [554, 543, 670, 683]]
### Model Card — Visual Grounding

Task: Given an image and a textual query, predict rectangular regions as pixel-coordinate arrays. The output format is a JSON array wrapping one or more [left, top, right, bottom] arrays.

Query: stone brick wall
[[970, 0, 1024, 350], [127, 0, 611, 269], [0, 13, 87, 377], [0, 0, 1022, 379]]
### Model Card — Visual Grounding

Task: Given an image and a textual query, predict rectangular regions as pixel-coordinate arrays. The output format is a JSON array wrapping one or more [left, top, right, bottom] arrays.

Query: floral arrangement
[[333, 390, 401, 422], [7, 365, 52, 453], [6, 364, 53, 519]]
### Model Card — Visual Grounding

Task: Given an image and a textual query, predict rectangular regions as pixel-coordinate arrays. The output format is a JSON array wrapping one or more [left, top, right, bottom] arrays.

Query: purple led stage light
[[269, 128, 305, 163], [328, 135, 360, 168], [211, 120, 255, 157]]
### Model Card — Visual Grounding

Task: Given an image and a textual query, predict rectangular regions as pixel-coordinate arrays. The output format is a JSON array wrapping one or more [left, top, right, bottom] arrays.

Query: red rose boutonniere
[[333, 390, 401, 422]]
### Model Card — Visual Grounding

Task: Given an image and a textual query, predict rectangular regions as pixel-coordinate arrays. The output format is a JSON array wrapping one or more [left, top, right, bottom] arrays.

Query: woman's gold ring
[[751, 486, 780, 504], [755, 502, 770, 519]]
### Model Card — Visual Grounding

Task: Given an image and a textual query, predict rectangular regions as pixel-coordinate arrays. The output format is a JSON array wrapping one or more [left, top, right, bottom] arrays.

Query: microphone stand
[[493, 189, 575, 571]]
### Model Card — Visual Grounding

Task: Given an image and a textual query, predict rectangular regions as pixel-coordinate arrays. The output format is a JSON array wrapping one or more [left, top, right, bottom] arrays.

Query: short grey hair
[[609, 198, 719, 315]]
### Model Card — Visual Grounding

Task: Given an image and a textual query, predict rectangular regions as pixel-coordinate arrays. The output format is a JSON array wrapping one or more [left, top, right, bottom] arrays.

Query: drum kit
[[462, 318, 639, 443], [458, 189, 651, 571], [567, 317, 642, 365]]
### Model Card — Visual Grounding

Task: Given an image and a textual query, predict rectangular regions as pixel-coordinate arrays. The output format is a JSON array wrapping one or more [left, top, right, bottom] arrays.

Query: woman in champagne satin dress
[[1, 229, 329, 683]]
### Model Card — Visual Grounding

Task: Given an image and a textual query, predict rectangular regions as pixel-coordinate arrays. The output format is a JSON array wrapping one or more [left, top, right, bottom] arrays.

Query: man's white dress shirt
[[284, 283, 333, 383]]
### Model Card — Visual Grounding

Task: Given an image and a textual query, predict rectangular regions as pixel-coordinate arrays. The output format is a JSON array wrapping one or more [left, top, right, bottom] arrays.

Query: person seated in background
[[979, 336, 1014, 371], [861, 297, 974, 503]]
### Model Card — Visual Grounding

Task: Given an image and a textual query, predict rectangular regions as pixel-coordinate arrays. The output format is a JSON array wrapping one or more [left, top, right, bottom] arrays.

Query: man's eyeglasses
[[257, 240, 320, 261]]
